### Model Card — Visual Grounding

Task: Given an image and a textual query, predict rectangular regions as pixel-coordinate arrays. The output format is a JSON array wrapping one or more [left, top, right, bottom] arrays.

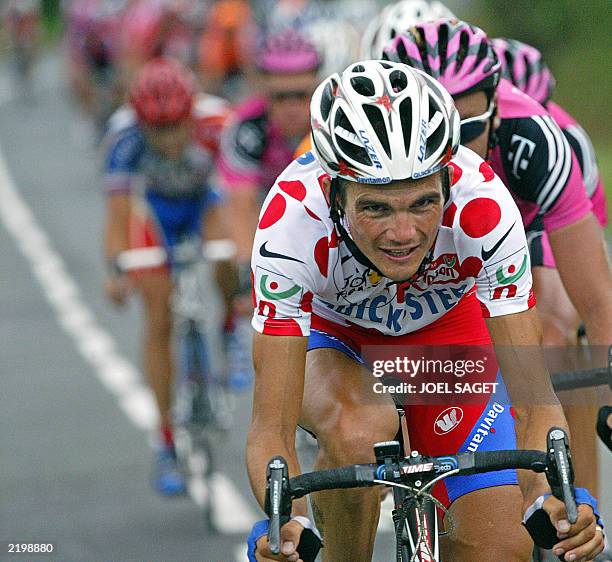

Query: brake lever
[[545, 428, 577, 524], [265, 456, 292, 555]]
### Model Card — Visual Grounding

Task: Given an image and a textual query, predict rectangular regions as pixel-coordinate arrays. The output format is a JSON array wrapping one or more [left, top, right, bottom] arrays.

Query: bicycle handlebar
[[265, 428, 578, 554], [115, 239, 237, 271]]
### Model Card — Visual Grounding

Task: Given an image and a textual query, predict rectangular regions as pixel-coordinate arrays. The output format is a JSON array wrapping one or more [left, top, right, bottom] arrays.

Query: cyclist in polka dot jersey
[[246, 62, 603, 562]]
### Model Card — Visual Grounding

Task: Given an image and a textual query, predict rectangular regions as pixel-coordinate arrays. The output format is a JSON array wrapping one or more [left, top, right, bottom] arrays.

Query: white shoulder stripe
[[533, 115, 571, 212], [564, 124, 599, 196]]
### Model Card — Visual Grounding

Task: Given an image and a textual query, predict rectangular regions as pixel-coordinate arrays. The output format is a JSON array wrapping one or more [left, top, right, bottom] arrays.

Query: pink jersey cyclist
[[489, 80, 592, 267], [217, 96, 301, 200], [548, 101, 607, 227], [493, 37, 608, 266]]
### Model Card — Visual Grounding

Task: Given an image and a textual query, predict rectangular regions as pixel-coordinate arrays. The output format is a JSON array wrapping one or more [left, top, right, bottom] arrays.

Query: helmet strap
[[329, 177, 384, 275]]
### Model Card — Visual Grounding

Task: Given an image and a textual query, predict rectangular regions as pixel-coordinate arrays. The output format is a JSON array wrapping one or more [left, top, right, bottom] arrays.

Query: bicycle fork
[[393, 408, 441, 562]]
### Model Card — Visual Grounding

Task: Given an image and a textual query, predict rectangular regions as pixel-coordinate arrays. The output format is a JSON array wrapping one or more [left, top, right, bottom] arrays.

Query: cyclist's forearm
[[104, 195, 130, 261], [513, 404, 569, 500], [246, 428, 309, 517]]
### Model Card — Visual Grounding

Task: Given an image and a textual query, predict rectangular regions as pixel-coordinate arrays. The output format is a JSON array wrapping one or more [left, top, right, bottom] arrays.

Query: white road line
[[0, 142, 257, 542]]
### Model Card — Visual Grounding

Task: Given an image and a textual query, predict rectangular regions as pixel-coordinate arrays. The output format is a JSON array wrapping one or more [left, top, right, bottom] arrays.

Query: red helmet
[[129, 57, 196, 126]]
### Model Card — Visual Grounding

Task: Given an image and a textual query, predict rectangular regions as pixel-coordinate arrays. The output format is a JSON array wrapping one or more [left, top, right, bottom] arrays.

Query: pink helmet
[[255, 28, 321, 74], [383, 19, 501, 97], [492, 38, 555, 105]]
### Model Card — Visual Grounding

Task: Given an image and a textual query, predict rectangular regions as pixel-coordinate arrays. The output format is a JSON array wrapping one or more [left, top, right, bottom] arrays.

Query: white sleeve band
[[291, 516, 322, 540]]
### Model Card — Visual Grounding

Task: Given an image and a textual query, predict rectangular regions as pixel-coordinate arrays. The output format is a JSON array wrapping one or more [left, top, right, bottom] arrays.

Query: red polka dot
[[279, 180, 307, 201], [490, 427, 496, 433], [460, 255, 483, 277], [314, 236, 329, 277], [479, 161, 495, 182], [508, 265, 515, 273], [258, 194, 286, 229], [442, 202, 457, 227], [448, 162, 463, 186], [270, 282, 278, 289], [328, 229, 339, 248], [300, 291, 313, 313], [459, 198, 501, 238], [305, 206, 321, 221]]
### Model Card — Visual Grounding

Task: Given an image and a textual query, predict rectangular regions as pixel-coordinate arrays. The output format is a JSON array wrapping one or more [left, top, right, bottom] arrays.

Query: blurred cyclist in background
[[64, 0, 128, 134], [117, 0, 207, 93], [102, 57, 233, 496], [3, 0, 41, 100], [360, 0, 455, 59], [196, 0, 255, 100], [217, 28, 321, 283]]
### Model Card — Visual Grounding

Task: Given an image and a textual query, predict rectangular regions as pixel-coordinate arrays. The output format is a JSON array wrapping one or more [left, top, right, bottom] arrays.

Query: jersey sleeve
[[102, 125, 143, 196], [497, 115, 592, 231], [250, 181, 323, 337], [217, 113, 266, 190], [451, 158, 536, 318]]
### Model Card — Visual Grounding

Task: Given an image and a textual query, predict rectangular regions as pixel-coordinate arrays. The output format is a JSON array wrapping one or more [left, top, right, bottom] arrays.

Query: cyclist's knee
[[315, 404, 398, 467], [442, 486, 532, 562]]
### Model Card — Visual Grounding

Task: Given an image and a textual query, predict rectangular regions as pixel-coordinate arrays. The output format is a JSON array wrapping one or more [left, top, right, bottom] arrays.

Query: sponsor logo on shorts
[[434, 407, 464, 435], [466, 402, 505, 452]]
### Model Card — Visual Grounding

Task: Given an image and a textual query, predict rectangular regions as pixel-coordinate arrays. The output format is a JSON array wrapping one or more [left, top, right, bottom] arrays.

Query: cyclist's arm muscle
[[228, 187, 261, 263], [247, 333, 309, 517], [486, 308, 569, 503], [548, 213, 612, 345], [104, 193, 131, 262]]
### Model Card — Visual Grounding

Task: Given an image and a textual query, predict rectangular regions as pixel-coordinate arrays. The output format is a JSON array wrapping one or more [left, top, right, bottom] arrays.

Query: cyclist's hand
[[255, 519, 304, 562], [543, 496, 604, 561], [105, 274, 130, 307]]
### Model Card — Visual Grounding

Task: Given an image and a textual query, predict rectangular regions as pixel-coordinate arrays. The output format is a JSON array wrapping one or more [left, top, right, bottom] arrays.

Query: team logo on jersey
[[495, 254, 528, 285], [508, 134, 536, 179], [334, 265, 382, 300], [483, 247, 529, 300], [409, 254, 462, 291], [255, 266, 304, 316], [297, 151, 316, 165]]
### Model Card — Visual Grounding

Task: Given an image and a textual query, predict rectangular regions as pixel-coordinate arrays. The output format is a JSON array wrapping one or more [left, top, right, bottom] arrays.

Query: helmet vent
[[352, 64, 366, 73], [414, 27, 431, 75], [379, 62, 393, 69], [363, 104, 391, 158], [320, 81, 334, 121], [439, 23, 449, 74], [334, 108, 371, 166], [426, 96, 446, 159], [456, 30, 470, 71], [389, 69, 408, 92], [398, 97, 413, 157], [350, 76, 376, 97]]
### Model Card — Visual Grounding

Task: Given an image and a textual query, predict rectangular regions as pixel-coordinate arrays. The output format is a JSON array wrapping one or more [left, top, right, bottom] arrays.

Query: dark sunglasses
[[270, 89, 311, 102], [460, 99, 495, 143]]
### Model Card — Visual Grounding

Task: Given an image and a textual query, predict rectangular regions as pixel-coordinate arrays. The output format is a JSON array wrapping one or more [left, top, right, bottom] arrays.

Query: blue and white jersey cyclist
[[102, 57, 231, 497]]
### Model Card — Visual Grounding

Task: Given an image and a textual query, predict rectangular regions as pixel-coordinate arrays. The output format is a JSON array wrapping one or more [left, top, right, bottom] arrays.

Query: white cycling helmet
[[310, 60, 460, 184], [306, 18, 361, 78], [361, 0, 456, 59]]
